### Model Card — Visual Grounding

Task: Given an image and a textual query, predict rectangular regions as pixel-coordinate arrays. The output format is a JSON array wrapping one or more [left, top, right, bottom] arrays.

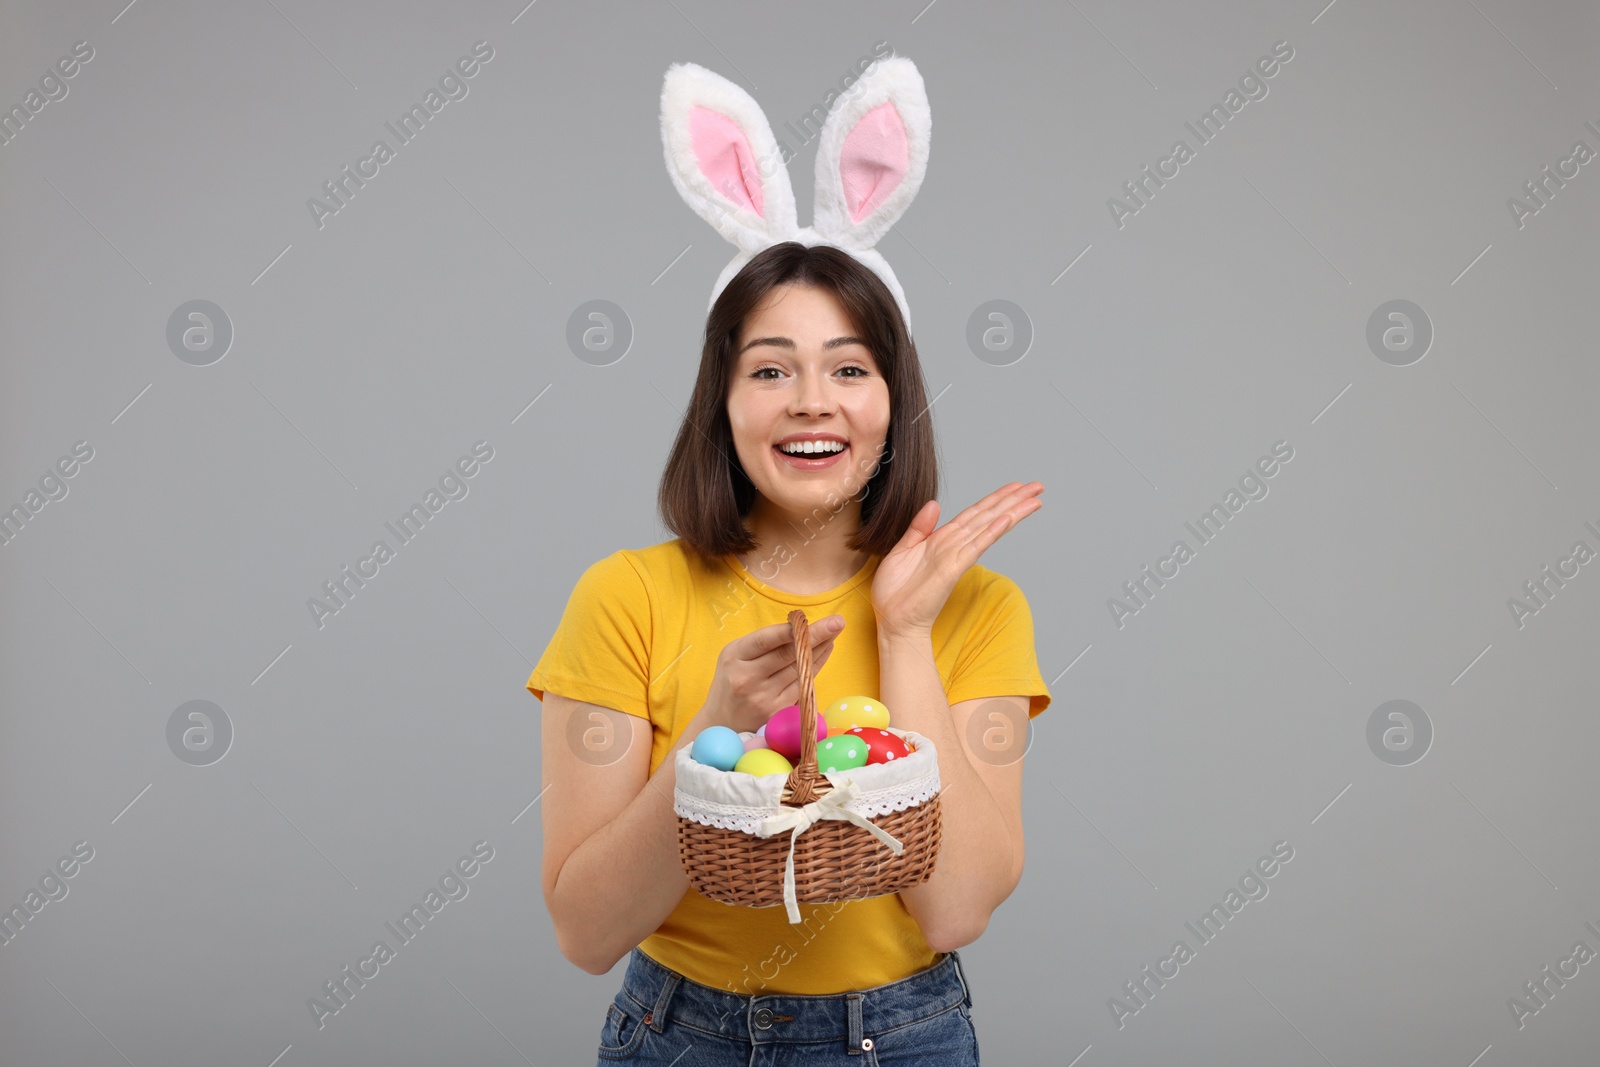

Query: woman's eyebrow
[[736, 335, 869, 356]]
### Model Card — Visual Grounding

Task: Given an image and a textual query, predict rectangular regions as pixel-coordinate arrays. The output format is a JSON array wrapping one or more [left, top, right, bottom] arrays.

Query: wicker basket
[[674, 608, 943, 923]]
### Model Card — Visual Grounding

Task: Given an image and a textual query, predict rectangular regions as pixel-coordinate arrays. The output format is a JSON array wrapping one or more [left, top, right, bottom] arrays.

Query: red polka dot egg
[[844, 727, 911, 765]]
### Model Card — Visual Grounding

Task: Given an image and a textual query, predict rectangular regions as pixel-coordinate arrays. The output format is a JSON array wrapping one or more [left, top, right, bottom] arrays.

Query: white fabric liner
[[675, 728, 941, 923], [674, 727, 940, 834]]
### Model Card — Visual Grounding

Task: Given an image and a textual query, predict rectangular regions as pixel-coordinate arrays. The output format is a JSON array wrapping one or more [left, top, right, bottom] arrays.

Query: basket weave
[[675, 608, 942, 919]]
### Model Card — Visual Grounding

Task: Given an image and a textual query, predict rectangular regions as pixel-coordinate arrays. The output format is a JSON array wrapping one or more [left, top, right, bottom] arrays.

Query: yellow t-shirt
[[526, 537, 1051, 994]]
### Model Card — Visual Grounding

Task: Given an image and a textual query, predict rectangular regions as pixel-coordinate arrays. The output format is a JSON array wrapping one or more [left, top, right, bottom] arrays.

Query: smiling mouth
[[775, 441, 848, 456], [773, 442, 849, 467]]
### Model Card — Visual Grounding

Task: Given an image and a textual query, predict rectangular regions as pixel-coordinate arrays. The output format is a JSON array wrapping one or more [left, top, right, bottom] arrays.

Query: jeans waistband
[[619, 947, 973, 1048]]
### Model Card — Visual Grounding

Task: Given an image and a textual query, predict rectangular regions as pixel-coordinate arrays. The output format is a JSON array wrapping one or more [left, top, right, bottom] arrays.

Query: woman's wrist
[[877, 625, 934, 651]]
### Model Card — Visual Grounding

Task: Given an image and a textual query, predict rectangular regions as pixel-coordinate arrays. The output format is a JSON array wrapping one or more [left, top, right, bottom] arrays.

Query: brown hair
[[658, 242, 938, 568]]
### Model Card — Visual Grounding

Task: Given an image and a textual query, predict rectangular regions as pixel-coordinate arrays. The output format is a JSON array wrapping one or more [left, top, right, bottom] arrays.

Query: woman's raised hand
[[698, 616, 845, 735], [871, 481, 1044, 641]]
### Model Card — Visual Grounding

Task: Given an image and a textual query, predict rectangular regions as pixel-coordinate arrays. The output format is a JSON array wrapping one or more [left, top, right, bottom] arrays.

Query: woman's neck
[[738, 500, 872, 594]]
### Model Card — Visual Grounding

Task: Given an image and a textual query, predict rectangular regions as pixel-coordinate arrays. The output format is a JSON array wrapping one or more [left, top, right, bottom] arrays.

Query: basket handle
[[783, 609, 827, 807]]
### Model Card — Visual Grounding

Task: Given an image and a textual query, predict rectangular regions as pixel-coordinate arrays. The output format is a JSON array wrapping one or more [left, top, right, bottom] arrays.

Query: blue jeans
[[596, 946, 980, 1065]]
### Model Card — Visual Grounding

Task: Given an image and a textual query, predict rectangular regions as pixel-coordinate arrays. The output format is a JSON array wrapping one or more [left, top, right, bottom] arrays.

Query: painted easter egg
[[764, 704, 828, 761], [823, 695, 890, 735], [845, 727, 911, 765], [690, 725, 745, 771], [733, 748, 794, 777], [815, 735, 870, 774]]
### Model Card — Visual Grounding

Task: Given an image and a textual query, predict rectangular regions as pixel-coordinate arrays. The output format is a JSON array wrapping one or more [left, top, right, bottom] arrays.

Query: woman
[[529, 242, 1049, 1064]]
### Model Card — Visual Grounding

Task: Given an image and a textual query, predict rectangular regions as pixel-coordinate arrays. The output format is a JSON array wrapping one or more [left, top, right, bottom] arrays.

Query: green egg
[[816, 736, 870, 774]]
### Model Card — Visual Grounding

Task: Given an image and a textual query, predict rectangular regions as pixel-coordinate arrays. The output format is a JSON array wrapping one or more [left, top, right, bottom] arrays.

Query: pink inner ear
[[839, 101, 909, 223], [689, 105, 764, 218]]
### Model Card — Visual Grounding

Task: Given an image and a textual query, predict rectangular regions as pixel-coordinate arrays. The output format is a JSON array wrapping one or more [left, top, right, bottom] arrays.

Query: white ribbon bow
[[756, 777, 904, 924]]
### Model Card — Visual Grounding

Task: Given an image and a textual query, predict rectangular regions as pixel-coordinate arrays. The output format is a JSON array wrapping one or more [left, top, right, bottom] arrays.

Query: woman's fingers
[[740, 619, 818, 674], [966, 494, 1042, 550], [950, 482, 1024, 526], [942, 482, 1043, 543], [739, 620, 802, 660], [749, 615, 842, 685], [940, 486, 1043, 550], [887, 500, 939, 556], [812, 633, 839, 672]]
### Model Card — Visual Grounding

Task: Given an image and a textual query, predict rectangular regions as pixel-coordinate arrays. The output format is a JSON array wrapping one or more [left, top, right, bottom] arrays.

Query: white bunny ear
[[810, 56, 930, 251], [660, 62, 799, 255]]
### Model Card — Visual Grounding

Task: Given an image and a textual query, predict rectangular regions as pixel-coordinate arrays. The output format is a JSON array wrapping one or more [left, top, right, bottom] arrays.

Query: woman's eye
[[748, 365, 869, 380]]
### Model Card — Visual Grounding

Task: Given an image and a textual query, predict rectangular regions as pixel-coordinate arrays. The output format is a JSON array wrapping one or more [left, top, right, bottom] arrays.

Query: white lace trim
[[674, 728, 940, 835], [675, 766, 941, 833]]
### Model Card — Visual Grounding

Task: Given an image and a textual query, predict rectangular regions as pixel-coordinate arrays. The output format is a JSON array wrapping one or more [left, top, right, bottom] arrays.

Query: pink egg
[[744, 733, 770, 752], [763, 704, 827, 761]]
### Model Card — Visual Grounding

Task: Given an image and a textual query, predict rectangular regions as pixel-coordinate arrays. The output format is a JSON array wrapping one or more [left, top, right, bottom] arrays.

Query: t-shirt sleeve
[[944, 573, 1053, 719], [525, 551, 652, 721]]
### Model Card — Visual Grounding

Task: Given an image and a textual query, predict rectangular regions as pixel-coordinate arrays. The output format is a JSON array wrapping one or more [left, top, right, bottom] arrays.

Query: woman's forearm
[[547, 714, 710, 974], [877, 629, 1016, 950]]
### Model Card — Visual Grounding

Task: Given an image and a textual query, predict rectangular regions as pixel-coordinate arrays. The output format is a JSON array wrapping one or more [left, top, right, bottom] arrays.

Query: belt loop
[[649, 968, 680, 1032], [846, 992, 864, 1053], [948, 950, 972, 1008]]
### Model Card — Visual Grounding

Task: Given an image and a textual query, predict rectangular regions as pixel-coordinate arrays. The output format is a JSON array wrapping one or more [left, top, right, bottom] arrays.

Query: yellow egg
[[823, 695, 890, 734], [733, 748, 794, 777]]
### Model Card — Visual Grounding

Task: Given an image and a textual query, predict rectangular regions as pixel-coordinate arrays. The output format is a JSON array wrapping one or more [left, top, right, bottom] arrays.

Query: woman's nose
[[790, 371, 833, 414]]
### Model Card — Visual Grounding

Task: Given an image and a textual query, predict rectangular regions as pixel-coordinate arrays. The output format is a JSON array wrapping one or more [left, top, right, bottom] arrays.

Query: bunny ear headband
[[659, 55, 931, 332]]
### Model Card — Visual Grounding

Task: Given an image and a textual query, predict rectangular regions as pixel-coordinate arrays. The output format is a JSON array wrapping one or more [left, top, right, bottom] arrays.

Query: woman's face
[[726, 283, 891, 520]]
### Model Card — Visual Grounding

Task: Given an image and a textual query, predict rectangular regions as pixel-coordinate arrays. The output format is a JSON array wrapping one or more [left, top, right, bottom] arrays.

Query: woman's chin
[[756, 481, 847, 515]]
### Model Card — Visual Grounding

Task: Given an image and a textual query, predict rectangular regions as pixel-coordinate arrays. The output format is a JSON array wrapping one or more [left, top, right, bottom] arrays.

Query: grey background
[[2, 0, 1596, 1064]]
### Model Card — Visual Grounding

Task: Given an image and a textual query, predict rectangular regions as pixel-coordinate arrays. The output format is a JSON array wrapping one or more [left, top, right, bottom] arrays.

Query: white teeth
[[778, 440, 845, 455]]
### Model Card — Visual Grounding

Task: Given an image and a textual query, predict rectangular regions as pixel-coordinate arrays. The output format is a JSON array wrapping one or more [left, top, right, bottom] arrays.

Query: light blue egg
[[690, 725, 745, 771]]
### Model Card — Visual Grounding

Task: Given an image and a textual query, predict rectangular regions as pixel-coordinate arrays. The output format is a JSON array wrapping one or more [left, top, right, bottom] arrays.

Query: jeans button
[[753, 1006, 773, 1029]]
